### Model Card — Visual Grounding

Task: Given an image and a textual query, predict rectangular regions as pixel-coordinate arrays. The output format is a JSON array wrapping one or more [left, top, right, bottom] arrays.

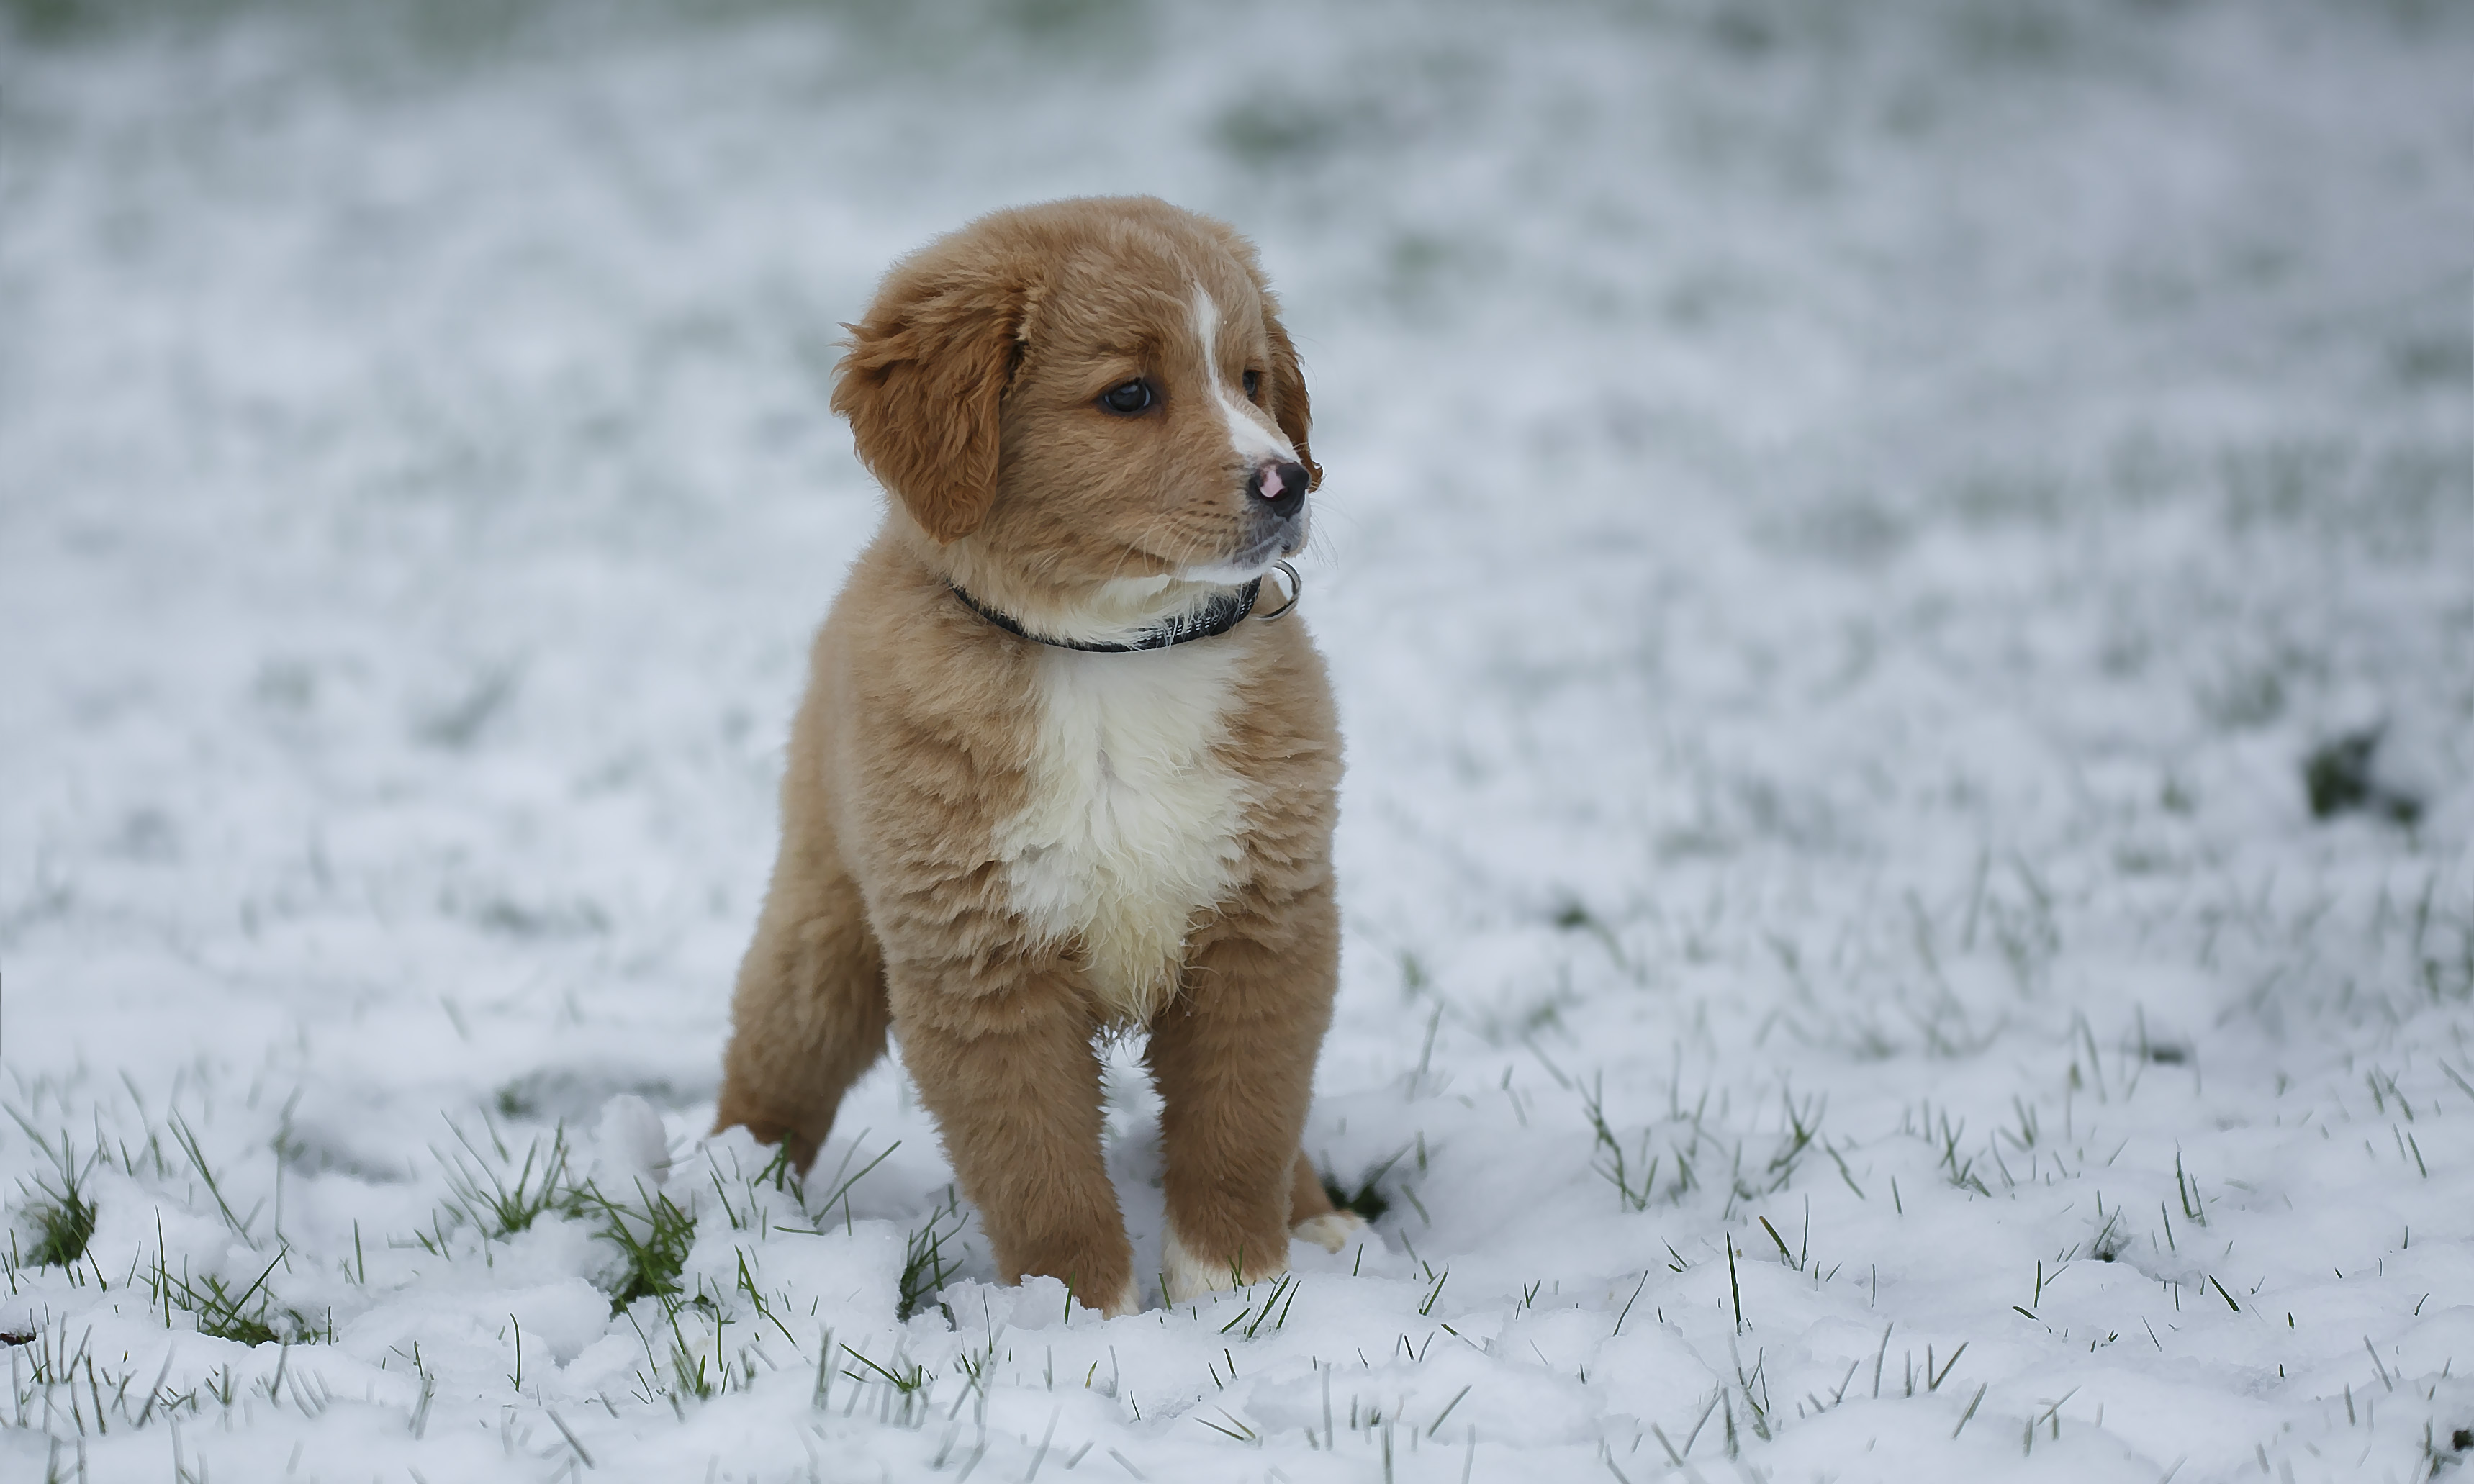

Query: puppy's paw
[[1098, 1275, 1142, 1320], [1160, 1226, 1285, 1307], [1291, 1210, 1367, 1254]]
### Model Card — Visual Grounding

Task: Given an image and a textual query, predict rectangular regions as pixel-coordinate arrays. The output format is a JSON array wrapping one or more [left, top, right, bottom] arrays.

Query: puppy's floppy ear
[[831, 257, 1036, 543], [1262, 299, 1322, 492]]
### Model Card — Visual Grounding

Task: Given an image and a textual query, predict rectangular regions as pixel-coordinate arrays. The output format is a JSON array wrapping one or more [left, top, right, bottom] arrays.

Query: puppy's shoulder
[[1227, 620, 1341, 777], [823, 537, 1033, 727]]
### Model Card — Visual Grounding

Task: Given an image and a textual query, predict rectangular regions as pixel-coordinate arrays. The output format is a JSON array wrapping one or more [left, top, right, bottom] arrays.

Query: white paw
[[1291, 1210, 1367, 1254], [1161, 1226, 1284, 1307], [1098, 1275, 1141, 1320]]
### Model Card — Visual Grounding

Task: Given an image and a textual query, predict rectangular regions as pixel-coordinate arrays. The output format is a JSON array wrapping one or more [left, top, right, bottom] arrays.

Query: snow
[[2, 1, 2470, 1480]]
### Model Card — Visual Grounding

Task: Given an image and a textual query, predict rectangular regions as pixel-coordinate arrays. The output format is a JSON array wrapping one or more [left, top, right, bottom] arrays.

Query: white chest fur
[[995, 642, 1252, 1026]]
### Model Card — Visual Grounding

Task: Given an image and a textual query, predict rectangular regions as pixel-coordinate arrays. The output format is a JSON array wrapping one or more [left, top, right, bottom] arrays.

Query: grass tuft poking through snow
[[6, 1126, 98, 1272], [434, 1118, 584, 1243], [586, 1182, 697, 1313], [145, 1244, 326, 1347], [897, 1187, 965, 1324]]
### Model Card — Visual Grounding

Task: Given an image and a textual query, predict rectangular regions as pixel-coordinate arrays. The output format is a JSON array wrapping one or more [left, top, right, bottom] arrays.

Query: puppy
[[714, 197, 1354, 1316]]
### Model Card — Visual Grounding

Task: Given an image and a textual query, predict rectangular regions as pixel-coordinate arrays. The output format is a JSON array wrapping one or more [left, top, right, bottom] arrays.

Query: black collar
[[948, 579, 1262, 652]]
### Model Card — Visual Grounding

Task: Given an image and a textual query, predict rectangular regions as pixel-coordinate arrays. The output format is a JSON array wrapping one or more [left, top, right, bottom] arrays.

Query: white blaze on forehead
[[1191, 286, 1297, 465]]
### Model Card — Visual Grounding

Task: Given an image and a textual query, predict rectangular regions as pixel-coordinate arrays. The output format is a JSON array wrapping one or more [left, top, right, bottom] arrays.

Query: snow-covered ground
[[4, 1, 2471, 1478]]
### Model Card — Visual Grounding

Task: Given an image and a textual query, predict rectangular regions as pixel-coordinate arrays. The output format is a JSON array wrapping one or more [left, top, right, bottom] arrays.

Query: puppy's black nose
[[1250, 460, 1309, 520]]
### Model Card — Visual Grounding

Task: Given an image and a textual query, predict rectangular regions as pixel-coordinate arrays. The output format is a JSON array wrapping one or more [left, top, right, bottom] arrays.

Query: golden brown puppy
[[714, 197, 1357, 1316]]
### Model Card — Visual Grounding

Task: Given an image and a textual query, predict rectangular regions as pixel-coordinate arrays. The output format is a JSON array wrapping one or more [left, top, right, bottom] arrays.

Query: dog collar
[[949, 563, 1300, 652]]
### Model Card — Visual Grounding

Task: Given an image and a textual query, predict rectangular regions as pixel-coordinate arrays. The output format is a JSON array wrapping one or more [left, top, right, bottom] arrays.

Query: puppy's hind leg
[[715, 856, 888, 1173]]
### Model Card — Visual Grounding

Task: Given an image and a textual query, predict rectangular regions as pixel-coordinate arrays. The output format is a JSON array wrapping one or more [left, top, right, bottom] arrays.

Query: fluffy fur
[[713, 197, 1359, 1315]]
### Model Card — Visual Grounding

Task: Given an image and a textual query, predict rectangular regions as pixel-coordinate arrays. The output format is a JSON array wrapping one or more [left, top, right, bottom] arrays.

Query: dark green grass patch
[[1322, 1149, 1406, 1225], [2304, 729, 2421, 825]]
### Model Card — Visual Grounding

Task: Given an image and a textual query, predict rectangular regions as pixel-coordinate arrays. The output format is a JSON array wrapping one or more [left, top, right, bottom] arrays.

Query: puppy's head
[[832, 197, 1317, 633]]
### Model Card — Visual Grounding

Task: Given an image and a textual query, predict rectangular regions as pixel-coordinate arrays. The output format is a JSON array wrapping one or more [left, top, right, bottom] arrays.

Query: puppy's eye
[[1099, 379, 1155, 415], [1242, 369, 1262, 400]]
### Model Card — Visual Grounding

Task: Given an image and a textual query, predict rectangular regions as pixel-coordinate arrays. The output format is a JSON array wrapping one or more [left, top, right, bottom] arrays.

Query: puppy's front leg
[[1148, 881, 1339, 1306], [889, 954, 1137, 1318]]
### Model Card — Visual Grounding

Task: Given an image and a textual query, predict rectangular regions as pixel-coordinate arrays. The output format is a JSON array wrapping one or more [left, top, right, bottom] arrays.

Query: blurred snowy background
[[2, 1, 2470, 1479]]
